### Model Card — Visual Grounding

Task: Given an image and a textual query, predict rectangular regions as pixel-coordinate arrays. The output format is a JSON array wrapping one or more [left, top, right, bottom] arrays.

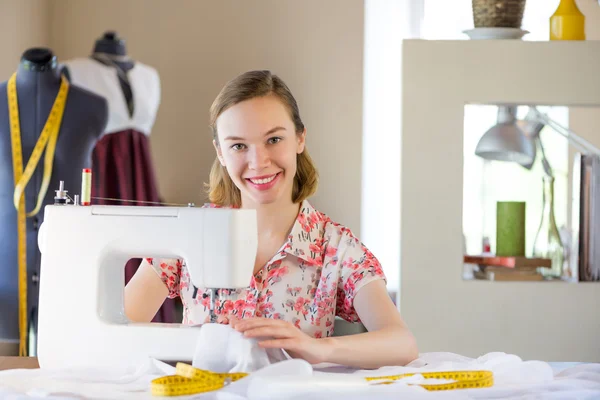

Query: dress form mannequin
[[92, 31, 135, 72], [63, 31, 136, 118], [61, 33, 176, 324], [0, 48, 108, 355]]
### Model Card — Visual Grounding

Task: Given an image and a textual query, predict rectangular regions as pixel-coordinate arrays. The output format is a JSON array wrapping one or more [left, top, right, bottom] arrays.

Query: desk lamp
[[475, 105, 600, 167]]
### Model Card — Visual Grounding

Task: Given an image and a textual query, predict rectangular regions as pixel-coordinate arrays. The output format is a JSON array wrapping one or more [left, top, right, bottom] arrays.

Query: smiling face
[[213, 94, 306, 208]]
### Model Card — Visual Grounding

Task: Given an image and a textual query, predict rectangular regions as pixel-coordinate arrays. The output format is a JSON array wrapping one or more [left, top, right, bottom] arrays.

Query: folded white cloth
[[0, 357, 174, 399], [0, 358, 313, 400], [248, 352, 600, 400], [1, 348, 600, 399], [0, 323, 293, 399]]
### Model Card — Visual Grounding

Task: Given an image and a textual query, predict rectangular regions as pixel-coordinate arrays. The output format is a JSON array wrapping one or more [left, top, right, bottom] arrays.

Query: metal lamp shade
[[475, 122, 536, 166]]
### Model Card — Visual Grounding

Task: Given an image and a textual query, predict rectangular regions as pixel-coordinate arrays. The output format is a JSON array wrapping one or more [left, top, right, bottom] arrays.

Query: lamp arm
[[536, 135, 554, 178], [533, 108, 600, 156]]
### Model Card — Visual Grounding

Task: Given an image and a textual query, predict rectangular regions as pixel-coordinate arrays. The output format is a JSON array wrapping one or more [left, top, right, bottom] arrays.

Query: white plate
[[463, 27, 529, 40]]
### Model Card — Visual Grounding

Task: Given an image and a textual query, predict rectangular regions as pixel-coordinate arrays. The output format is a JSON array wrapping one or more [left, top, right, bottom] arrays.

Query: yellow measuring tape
[[8, 72, 69, 356], [151, 364, 493, 396], [151, 363, 248, 397], [366, 369, 494, 390]]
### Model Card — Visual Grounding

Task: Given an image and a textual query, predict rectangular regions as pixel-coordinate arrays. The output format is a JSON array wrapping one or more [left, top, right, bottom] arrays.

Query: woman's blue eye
[[231, 143, 246, 151], [268, 137, 282, 144]]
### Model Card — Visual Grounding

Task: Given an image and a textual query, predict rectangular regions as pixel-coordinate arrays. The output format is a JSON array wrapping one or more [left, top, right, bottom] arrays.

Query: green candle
[[496, 201, 526, 256]]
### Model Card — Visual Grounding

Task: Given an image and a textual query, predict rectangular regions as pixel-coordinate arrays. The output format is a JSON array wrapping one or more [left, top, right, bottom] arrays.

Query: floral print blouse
[[143, 200, 386, 338]]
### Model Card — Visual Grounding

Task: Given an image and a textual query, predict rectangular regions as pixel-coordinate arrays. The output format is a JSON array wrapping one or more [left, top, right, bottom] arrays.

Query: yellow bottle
[[550, 0, 586, 40]]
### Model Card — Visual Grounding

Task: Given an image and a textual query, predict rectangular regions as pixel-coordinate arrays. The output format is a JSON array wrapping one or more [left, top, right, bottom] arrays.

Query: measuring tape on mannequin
[[8, 73, 69, 356], [150, 363, 493, 396]]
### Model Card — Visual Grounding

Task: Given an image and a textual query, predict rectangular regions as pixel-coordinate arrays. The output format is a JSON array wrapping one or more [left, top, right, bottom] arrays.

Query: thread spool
[[81, 169, 92, 206]]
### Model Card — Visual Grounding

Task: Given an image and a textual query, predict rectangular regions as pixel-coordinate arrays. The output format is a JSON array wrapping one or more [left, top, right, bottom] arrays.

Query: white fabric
[[62, 58, 161, 136], [1, 351, 600, 399], [192, 323, 289, 373]]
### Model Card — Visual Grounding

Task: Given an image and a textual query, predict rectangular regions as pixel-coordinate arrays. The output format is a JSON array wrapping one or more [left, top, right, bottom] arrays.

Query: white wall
[[362, 1, 420, 296], [0, 0, 50, 78]]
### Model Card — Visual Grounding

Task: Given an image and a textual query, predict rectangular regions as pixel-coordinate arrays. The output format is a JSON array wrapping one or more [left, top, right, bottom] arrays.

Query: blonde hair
[[206, 70, 318, 207]]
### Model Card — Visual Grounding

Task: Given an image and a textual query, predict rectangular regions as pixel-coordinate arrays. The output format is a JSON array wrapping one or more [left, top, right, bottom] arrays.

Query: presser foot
[[209, 311, 218, 323], [202, 288, 219, 323]]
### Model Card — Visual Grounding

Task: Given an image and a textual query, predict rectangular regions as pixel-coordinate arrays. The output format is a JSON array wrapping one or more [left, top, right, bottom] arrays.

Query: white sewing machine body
[[36, 204, 257, 369]]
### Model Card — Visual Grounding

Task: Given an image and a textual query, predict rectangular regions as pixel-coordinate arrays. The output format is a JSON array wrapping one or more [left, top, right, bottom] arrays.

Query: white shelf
[[400, 39, 600, 362]]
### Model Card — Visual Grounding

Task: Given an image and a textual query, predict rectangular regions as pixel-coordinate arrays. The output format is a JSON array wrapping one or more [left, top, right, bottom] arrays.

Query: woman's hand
[[230, 317, 332, 365]]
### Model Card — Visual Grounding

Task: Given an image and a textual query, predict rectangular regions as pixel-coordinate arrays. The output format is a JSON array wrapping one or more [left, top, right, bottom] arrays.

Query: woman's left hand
[[230, 317, 332, 365]]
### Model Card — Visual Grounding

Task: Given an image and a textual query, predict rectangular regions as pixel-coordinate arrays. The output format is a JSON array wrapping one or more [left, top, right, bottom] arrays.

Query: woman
[[124, 70, 418, 369]]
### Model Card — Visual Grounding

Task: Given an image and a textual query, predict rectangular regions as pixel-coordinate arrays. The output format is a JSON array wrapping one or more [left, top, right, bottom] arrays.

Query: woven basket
[[472, 0, 526, 28]]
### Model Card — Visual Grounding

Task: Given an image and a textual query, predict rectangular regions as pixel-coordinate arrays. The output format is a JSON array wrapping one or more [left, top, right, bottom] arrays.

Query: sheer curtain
[[362, 0, 424, 302]]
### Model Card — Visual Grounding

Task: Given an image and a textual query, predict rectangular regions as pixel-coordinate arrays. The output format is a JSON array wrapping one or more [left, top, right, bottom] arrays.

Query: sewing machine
[[36, 183, 257, 369]]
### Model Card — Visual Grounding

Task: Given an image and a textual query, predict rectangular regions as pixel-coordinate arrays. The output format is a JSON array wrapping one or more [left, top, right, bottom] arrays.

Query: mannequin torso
[[0, 48, 108, 353], [62, 31, 136, 118]]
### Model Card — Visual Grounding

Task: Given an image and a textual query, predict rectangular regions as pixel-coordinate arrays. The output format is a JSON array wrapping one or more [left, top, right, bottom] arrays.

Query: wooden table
[[0, 356, 39, 371]]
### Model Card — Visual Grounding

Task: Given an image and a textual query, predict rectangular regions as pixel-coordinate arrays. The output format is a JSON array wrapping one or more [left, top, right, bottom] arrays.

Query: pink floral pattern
[[142, 200, 386, 338]]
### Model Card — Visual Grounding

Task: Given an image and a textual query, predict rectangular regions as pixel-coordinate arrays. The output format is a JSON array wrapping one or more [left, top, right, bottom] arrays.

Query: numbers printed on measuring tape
[[365, 370, 494, 391]]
